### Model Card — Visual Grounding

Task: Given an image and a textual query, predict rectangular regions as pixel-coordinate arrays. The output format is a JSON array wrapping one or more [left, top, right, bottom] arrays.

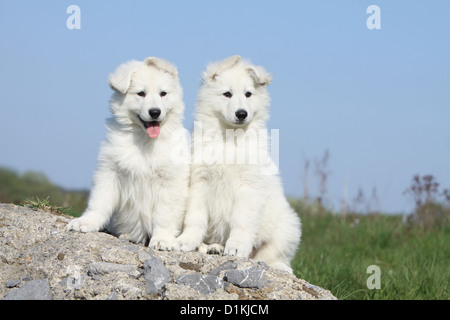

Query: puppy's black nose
[[235, 109, 248, 121], [149, 108, 161, 119]]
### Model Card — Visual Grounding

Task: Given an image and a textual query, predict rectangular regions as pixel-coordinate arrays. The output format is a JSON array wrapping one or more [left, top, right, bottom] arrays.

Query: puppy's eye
[[137, 91, 146, 97], [223, 92, 232, 98], [160, 91, 167, 97], [245, 91, 252, 98]]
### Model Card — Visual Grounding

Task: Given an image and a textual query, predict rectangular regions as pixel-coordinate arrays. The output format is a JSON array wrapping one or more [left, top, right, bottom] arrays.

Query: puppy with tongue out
[[67, 57, 190, 251], [130, 67, 172, 139]]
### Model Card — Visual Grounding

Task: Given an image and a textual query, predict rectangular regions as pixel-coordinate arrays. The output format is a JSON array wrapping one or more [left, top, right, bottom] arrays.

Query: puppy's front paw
[[149, 236, 175, 251], [223, 238, 252, 258], [66, 215, 101, 233], [171, 235, 201, 252], [199, 243, 224, 255]]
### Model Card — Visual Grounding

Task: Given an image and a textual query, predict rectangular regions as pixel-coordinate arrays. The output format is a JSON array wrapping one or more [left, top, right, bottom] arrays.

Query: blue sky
[[0, 1, 449, 213]]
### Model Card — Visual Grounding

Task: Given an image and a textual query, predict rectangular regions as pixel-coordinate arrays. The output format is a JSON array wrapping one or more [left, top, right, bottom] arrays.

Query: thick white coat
[[67, 58, 190, 249], [174, 56, 301, 272]]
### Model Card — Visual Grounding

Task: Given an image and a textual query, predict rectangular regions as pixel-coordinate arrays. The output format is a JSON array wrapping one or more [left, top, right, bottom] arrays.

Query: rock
[[224, 266, 267, 290], [88, 262, 141, 278], [3, 279, 52, 300], [175, 274, 224, 295], [143, 257, 171, 295], [0, 203, 337, 300], [208, 261, 237, 277], [5, 280, 21, 288]]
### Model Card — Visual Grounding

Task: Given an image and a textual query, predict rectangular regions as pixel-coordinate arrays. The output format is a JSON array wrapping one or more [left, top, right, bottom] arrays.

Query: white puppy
[[173, 56, 301, 272], [67, 57, 190, 249]]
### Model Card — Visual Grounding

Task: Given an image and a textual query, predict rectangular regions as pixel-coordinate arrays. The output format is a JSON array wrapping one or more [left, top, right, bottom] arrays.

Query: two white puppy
[[67, 56, 301, 272]]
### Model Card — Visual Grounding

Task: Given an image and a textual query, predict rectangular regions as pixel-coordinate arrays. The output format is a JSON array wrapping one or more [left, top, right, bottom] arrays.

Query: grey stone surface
[[224, 266, 267, 290], [89, 262, 141, 278], [208, 261, 237, 277], [5, 279, 21, 288], [175, 273, 224, 295], [0, 203, 337, 300], [143, 257, 171, 294], [3, 279, 52, 300]]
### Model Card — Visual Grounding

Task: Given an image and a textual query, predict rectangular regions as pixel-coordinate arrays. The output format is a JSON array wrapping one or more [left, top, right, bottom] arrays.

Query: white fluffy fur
[[67, 57, 190, 249], [173, 56, 301, 272]]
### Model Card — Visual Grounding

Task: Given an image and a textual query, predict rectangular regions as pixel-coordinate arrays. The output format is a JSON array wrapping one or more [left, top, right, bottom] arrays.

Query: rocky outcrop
[[0, 203, 336, 300]]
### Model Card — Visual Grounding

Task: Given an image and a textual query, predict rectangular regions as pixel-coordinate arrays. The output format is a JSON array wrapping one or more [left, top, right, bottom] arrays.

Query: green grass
[[290, 201, 449, 300], [23, 196, 77, 216], [0, 167, 88, 216]]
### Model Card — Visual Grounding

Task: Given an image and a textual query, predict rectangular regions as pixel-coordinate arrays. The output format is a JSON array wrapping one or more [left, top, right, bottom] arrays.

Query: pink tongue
[[147, 122, 160, 138]]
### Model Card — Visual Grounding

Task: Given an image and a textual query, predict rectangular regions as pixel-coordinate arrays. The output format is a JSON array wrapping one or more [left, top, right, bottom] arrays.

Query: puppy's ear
[[202, 55, 242, 82], [247, 65, 272, 87], [109, 60, 142, 94], [145, 57, 178, 78]]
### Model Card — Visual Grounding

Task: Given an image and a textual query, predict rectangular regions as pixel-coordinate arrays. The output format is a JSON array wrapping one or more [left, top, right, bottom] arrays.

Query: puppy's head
[[197, 55, 272, 127], [109, 57, 183, 138]]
